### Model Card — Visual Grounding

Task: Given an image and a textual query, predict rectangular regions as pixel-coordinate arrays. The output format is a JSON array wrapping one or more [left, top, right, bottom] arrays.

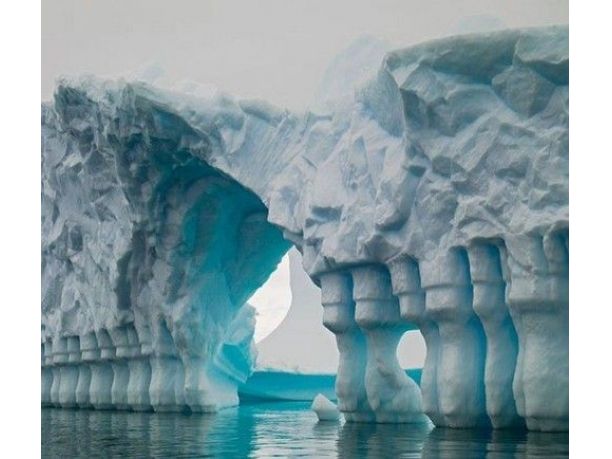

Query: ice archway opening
[[251, 247, 428, 374], [248, 252, 292, 344], [41, 84, 295, 413]]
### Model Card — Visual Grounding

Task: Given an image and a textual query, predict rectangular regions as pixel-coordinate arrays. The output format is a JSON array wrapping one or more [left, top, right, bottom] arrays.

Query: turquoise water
[[42, 403, 568, 458], [239, 370, 422, 402]]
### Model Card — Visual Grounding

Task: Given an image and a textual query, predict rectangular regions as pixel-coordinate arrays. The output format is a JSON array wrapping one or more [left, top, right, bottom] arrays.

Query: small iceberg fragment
[[311, 393, 340, 422]]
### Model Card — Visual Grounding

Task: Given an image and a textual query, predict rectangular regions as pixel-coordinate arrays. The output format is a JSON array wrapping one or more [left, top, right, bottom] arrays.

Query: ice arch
[[42, 26, 568, 431], [42, 85, 292, 412]]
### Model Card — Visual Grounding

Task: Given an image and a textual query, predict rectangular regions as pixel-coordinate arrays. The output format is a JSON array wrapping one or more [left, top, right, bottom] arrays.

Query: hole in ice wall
[[248, 252, 292, 343], [253, 248, 338, 374], [397, 331, 426, 369], [250, 248, 425, 374]]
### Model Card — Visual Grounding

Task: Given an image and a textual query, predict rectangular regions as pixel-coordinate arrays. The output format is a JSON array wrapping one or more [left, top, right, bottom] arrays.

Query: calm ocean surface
[[42, 403, 568, 458]]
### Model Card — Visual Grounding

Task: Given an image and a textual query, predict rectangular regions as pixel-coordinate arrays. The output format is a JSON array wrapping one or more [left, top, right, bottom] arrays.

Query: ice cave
[[41, 26, 568, 432]]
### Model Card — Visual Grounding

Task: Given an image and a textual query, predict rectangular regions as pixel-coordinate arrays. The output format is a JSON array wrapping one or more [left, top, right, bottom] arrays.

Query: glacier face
[[41, 26, 568, 431]]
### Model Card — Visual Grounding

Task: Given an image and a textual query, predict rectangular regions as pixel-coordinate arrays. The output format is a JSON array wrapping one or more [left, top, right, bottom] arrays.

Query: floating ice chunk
[[311, 393, 341, 422]]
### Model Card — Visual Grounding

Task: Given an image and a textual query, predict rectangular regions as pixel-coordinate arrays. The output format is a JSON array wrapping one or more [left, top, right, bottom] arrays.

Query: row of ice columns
[[319, 265, 425, 424], [40, 233, 567, 430], [41, 321, 242, 414], [318, 231, 568, 431], [41, 323, 184, 413]]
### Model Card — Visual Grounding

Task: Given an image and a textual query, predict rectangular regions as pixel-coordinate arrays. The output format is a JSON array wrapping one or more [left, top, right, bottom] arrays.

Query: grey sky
[[42, 0, 568, 111]]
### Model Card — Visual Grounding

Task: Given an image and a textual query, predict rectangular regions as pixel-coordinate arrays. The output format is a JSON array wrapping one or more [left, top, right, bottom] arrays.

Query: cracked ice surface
[[41, 26, 567, 430]]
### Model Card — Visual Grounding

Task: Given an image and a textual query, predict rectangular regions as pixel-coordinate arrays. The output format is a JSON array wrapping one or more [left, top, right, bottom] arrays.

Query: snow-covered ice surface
[[41, 26, 568, 431]]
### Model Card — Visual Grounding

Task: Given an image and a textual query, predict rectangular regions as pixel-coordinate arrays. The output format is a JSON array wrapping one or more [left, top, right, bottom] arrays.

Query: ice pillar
[[319, 271, 373, 422], [89, 329, 115, 410], [420, 250, 489, 428], [76, 332, 96, 409], [388, 257, 442, 426], [58, 336, 80, 408], [41, 340, 53, 407], [505, 232, 569, 431], [351, 265, 424, 423], [181, 356, 235, 413], [149, 321, 186, 412], [49, 337, 68, 407], [109, 327, 131, 410], [127, 326, 152, 411], [467, 243, 523, 428]]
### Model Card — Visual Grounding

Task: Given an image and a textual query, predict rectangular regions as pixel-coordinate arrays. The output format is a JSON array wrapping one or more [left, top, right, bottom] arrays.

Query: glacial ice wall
[[42, 26, 568, 431]]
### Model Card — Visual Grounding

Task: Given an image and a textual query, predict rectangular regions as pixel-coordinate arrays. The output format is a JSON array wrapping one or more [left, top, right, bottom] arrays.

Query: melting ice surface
[[42, 405, 569, 458]]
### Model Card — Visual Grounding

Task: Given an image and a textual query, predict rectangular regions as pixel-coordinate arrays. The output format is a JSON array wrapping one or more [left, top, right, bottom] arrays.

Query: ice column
[[76, 332, 96, 408], [467, 243, 523, 428], [420, 250, 489, 428], [58, 336, 80, 408], [41, 340, 53, 407], [109, 327, 131, 410], [182, 357, 226, 412], [127, 326, 152, 411], [89, 329, 115, 410], [351, 265, 424, 423], [149, 321, 186, 412], [319, 271, 373, 422], [49, 337, 67, 407], [388, 257, 442, 426], [505, 232, 569, 431]]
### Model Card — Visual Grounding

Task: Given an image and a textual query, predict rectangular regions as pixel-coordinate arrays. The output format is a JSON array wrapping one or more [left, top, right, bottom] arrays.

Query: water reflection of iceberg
[[41, 405, 568, 458]]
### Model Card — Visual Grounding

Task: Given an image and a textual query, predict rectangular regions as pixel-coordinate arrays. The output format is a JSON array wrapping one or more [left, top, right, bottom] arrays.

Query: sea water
[[41, 403, 568, 458]]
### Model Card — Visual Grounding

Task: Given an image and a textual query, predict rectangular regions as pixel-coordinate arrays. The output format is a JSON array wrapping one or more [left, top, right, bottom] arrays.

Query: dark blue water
[[42, 404, 568, 458]]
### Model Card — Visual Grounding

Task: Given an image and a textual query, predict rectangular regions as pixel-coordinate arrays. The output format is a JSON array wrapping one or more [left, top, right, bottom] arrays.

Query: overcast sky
[[42, 0, 568, 111]]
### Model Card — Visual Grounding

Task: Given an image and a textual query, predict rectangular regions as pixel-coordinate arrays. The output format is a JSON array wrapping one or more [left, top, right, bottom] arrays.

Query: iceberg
[[41, 26, 568, 431]]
